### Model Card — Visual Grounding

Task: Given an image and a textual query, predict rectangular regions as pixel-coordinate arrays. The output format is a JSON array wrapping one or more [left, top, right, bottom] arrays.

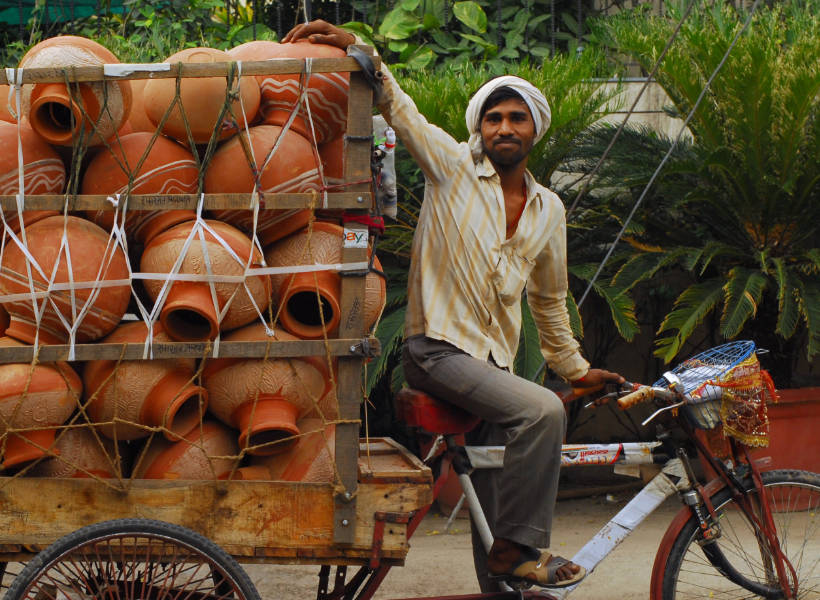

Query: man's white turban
[[465, 76, 552, 160]]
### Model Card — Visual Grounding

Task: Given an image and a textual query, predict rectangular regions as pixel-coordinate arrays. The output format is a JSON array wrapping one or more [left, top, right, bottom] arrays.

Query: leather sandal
[[489, 550, 587, 589]]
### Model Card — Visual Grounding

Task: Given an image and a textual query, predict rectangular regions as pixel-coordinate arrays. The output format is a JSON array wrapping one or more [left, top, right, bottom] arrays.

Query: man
[[285, 21, 625, 590]]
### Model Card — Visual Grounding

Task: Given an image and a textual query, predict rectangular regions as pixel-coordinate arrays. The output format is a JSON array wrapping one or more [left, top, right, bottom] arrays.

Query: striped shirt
[[377, 68, 590, 381]]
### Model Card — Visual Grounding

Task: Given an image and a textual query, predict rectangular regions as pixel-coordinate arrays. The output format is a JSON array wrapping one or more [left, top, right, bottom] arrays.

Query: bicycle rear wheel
[[4, 518, 261, 600], [659, 469, 820, 599]]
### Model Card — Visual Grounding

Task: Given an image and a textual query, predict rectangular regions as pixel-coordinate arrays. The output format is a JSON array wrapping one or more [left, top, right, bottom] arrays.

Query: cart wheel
[[5, 519, 261, 600]]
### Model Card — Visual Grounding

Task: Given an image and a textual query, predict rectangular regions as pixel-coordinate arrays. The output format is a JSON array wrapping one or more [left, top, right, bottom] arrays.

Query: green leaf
[[404, 46, 436, 70], [365, 307, 406, 394], [459, 32, 494, 49], [378, 7, 423, 40], [453, 1, 487, 33], [771, 257, 801, 339], [797, 278, 820, 361], [720, 267, 768, 338], [566, 291, 583, 339], [515, 300, 543, 380], [593, 284, 639, 341], [389, 40, 409, 53], [655, 279, 725, 363]]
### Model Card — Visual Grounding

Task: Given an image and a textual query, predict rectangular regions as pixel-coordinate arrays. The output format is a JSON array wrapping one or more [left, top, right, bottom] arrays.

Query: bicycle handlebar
[[617, 386, 681, 410]]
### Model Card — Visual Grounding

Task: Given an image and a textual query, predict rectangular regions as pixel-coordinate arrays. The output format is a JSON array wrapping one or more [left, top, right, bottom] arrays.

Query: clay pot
[[144, 47, 261, 144], [202, 323, 336, 455], [205, 124, 320, 247], [0, 337, 81, 469], [319, 135, 345, 187], [140, 219, 272, 342], [228, 41, 348, 145], [0, 305, 8, 336], [265, 222, 386, 339], [18, 36, 132, 146], [1, 84, 16, 123], [83, 132, 198, 244], [125, 79, 156, 134], [0, 215, 131, 344], [83, 321, 207, 441], [250, 418, 335, 482], [0, 121, 65, 233], [132, 420, 239, 479], [27, 427, 119, 478]]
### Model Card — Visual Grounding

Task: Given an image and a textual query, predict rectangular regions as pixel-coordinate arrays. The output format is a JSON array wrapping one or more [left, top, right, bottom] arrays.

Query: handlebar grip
[[617, 386, 656, 410], [570, 382, 604, 400]]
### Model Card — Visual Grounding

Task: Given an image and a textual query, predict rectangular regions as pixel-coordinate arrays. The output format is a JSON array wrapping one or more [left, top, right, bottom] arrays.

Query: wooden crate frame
[[0, 52, 431, 561]]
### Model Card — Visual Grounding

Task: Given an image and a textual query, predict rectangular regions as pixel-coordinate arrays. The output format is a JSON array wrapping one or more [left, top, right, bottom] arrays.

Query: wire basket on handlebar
[[655, 341, 777, 447]]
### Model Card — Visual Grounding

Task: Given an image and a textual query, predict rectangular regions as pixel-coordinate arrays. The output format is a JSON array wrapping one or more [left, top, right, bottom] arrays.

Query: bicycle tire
[[4, 518, 261, 600], [656, 469, 820, 600]]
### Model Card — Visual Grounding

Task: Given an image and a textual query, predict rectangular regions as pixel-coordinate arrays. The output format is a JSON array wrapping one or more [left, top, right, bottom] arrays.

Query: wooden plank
[[0, 338, 380, 363], [0, 192, 371, 212], [0, 56, 381, 86]]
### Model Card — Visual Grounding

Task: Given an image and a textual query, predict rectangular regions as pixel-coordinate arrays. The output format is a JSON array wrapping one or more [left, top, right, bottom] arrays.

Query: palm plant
[[575, 1, 820, 384], [367, 51, 634, 394]]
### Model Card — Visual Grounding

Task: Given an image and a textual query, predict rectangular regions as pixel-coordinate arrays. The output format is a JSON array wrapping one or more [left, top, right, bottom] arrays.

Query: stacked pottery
[[228, 41, 348, 144], [265, 222, 386, 339], [0, 215, 131, 344], [27, 427, 120, 478], [0, 337, 81, 469], [83, 322, 208, 441], [82, 132, 198, 245], [144, 47, 261, 144], [18, 36, 132, 146], [0, 121, 65, 233], [202, 323, 337, 455], [125, 79, 156, 134], [132, 420, 239, 479], [140, 219, 271, 341], [249, 418, 336, 482], [1, 84, 15, 123], [204, 124, 320, 247]]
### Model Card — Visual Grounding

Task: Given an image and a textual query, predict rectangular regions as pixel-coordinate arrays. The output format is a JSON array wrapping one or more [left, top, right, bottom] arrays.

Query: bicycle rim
[[5, 519, 260, 600], [661, 469, 820, 600]]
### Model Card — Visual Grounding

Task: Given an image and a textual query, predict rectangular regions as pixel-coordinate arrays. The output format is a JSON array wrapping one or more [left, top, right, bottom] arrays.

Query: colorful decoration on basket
[[26, 427, 120, 478], [83, 131, 198, 245], [18, 35, 132, 146], [0, 215, 131, 345], [0, 120, 65, 232], [204, 124, 320, 247], [83, 321, 208, 441], [202, 322, 337, 456], [265, 222, 386, 339], [140, 219, 272, 342], [227, 40, 349, 144], [132, 420, 239, 479], [0, 337, 82, 469], [144, 47, 261, 144]]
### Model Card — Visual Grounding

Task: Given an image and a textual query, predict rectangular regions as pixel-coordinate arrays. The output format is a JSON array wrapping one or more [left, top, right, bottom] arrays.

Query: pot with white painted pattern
[[0, 215, 131, 344], [227, 40, 348, 145], [83, 321, 207, 442], [202, 323, 336, 455], [140, 219, 272, 342], [0, 337, 81, 469], [264, 222, 386, 339], [18, 36, 132, 146], [83, 132, 198, 244]]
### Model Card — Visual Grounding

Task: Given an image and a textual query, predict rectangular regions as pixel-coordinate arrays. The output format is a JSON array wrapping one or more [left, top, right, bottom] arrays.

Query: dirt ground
[[245, 493, 682, 600]]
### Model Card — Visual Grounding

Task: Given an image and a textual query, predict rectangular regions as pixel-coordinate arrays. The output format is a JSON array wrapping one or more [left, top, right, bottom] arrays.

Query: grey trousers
[[402, 335, 566, 591]]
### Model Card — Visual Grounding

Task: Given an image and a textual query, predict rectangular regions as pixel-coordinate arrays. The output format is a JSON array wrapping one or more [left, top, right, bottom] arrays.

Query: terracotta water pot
[[1, 84, 16, 123], [204, 124, 320, 247], [144, 47, 261, 144], [0, 337, 81, 469], [319, 135, 344, 187], [140, 219, 272, 341], [27, 426, 119, 478], [132, 420, 239, 480], [18, 36, 132, 146], [0, 215, 131, 344], [265, 222, 386, 339], [250, 418, 336, 482], [228, 41, 348, 145], [84, 321, 207, 441], [0, 305, 8, 336], [202, 323, 336, 455], [83, 132, 198, 244], [125, 79, 156, 134], [0, 121, 65, 233]]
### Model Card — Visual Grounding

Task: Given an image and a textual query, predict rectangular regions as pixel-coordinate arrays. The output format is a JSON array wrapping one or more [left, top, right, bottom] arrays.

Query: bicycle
[[4, 341, 818, 600]]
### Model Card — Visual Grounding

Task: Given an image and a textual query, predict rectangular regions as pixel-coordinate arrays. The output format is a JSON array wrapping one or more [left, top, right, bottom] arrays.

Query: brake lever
[[583, 381, 637, 409]]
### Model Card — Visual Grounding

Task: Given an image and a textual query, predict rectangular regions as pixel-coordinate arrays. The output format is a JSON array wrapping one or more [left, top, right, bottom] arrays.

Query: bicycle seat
[[395, 388, 481, 435]]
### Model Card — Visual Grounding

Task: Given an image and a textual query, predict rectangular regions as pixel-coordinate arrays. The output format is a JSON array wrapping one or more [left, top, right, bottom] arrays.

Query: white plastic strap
[[300, 57, 328, 209]]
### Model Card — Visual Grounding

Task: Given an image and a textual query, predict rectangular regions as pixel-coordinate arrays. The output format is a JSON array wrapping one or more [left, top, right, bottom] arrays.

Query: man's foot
[[486, 538, 586, 588]]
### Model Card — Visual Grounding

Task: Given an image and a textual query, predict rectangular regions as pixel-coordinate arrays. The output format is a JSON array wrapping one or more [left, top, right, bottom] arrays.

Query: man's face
[[480, 97, 536, 168]]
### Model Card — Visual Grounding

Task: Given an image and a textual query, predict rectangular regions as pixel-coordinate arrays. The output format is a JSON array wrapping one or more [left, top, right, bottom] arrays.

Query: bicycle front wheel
[[5, 518, 261, 600], [658, 469, 820, 600]]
